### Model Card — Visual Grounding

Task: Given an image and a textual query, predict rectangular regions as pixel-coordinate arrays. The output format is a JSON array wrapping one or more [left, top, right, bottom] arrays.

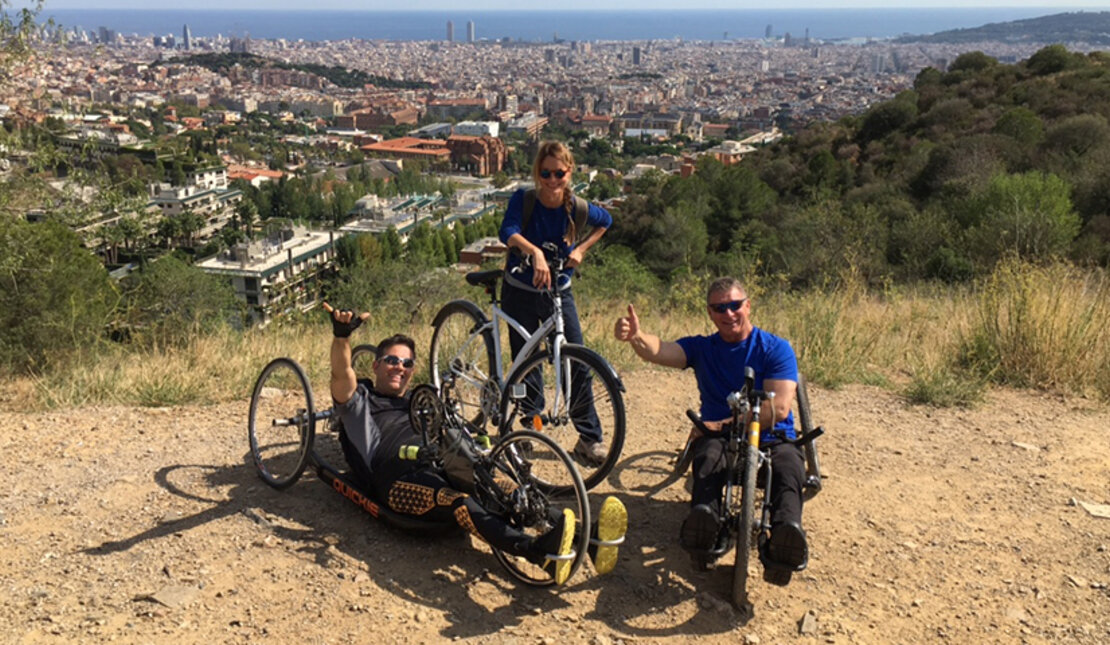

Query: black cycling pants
[[690, 435, 805, 527]]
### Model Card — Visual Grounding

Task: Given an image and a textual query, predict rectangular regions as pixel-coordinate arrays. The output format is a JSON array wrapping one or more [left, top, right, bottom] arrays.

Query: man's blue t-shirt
[[676, 326, 799, 442]]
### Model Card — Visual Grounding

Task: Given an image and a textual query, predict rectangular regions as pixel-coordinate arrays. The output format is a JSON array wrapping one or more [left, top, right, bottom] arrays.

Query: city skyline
[[27, 1, 1110, 11]]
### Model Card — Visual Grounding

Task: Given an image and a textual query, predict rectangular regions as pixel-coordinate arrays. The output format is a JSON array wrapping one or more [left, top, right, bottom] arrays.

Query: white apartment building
[[453, 121, 500, 138], [195, 226, 339, 326]]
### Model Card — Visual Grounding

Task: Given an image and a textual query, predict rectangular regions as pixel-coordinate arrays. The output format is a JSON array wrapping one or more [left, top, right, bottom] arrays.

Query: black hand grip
[[686, 409, 711, 435]]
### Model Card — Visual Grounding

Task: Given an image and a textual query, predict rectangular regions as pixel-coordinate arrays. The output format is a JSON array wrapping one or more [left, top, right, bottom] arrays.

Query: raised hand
[[322, 301, 369, 338], [614, 304, 640, 342]]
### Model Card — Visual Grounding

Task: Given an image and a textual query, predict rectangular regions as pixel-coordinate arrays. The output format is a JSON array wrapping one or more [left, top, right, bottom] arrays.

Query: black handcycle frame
[[682, 368, 825, 615]]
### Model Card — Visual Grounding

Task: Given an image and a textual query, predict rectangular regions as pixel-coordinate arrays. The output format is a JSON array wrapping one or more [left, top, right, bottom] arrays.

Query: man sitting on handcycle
[[613, 277, 809, 571], [324, 303, 627, 584]]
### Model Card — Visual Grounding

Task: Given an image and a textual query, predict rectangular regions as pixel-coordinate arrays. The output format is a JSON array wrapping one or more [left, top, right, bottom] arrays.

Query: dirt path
[[2, 368, 1109, 644]]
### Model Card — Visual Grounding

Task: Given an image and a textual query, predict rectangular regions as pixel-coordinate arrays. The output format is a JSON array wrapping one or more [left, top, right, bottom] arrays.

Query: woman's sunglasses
[[539, 169, 568, 180], [709, 299, 747, 314], [379, 355, 415, 369]]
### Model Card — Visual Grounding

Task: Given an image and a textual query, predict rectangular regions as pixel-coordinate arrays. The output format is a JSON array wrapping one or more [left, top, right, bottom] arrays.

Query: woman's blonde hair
[[532, 140, 578, 244]]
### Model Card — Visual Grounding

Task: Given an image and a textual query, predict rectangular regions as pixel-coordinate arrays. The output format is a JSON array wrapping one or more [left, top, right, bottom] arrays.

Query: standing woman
[[499, 140, 613, 465]]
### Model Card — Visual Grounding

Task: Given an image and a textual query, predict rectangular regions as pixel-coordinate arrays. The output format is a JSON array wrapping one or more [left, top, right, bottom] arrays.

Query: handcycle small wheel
[[485, 430, 590, 587], [731, 444, 759, 610], [430, 302, 497, 431], [498, 345, 625, 492], [350, 343, 377, 384], [248, 357, 315, 489]]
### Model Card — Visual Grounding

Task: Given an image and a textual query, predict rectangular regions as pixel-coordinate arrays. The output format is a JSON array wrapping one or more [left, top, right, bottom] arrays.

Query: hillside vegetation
[[4, 47, 1110, 409], [897, 11, 1110, 45]]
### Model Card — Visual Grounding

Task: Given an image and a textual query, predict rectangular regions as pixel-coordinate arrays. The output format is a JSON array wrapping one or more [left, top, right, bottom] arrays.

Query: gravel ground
[[2, 368, 1109, 644]]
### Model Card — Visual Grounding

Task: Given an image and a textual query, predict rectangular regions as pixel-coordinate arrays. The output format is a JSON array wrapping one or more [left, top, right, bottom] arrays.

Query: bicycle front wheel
[[499, 345, 625, 491], [486, 430, 590, 587], [248, 357, 315, 489], [731, 444, 759, 612], [430, 302, 497, 430]]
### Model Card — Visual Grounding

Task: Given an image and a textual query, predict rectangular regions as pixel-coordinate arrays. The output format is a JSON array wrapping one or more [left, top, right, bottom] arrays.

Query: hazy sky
[[30, 1, 1110, 10]]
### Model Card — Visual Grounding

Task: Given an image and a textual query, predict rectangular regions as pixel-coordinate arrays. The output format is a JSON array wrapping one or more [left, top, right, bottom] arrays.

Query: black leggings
[[691, 435, 805, 527], [383, 467, 540, 559]]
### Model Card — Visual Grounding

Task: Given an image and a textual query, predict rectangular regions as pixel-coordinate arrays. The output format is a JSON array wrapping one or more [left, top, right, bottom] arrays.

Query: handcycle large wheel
[[430, 302, 498, 430], [498, 345, 625, 492], [248, 357, 315, 489], [484, 430, 590, 587], [731, 443, 760, 612], [796, 374, 823, 496]]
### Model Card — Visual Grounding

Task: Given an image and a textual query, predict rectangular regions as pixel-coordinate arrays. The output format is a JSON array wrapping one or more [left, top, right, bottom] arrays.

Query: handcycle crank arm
[[787, 426, 824, 447]]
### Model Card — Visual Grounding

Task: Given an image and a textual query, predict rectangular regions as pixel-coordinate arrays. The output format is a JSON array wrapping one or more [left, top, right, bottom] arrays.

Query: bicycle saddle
[[465, 270, 502, 290]]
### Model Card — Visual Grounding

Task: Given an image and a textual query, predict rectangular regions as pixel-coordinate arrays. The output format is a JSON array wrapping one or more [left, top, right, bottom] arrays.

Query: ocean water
[[40, 8, 1086, 43]]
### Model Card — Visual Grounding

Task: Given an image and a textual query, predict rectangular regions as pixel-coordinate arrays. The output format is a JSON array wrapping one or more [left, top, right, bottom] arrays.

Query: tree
[[947, 51, 998, 74], [235, 199, 259, 239], [0, 1, 45, 85], [963, 171, 1081, 269], [120, 255, 241, 347], [1026, 44, 1082, 76], [0, 218, 118, 373]]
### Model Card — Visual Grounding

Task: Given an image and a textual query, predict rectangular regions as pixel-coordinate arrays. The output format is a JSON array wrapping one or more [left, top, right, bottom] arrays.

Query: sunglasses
[[539, 169, 568, 180], [709, 298, 747, 314], [379, 355, 415, 369]]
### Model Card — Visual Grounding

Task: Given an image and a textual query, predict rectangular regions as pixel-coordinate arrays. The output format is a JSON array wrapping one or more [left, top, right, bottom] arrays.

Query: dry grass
[[4, 261, 1107, 411]]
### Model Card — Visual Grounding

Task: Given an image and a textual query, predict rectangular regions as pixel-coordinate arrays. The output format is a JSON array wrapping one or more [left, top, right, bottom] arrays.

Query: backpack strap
[[571, 195, 589, 243]]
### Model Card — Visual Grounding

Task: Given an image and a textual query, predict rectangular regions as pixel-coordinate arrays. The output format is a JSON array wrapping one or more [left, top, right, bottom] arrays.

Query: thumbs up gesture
[[614, 304, 640, 342]]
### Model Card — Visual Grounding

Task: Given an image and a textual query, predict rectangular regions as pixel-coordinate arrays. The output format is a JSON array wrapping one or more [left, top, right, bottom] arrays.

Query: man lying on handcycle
[[324, 303, 627, 584], [613, 277, 809, 571]]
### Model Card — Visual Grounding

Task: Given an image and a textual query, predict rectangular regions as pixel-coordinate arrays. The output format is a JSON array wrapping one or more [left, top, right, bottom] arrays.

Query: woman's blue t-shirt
[[498, 188, 612, 285], [676, 327, 799, 442]]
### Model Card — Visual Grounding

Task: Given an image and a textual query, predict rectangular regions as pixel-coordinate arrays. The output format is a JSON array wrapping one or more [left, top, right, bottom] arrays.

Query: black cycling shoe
[[767, 521, 808, 570], [679, 504, 721, 553]]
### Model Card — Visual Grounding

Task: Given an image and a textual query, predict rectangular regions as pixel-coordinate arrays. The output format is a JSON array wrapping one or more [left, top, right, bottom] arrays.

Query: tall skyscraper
[[183, 24, 192, 50], [467, 20, 474, 43], [765, 24, 773, 39], [632, 46, 641, 66], [446, 21, 454, 42]]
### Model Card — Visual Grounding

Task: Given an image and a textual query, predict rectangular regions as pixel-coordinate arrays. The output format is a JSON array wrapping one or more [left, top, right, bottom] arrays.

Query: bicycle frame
[[457, 267, 576, 426]]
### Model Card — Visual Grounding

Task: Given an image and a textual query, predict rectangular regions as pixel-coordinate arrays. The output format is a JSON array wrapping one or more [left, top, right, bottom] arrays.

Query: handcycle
[[675, 372, 825, 495], [682, 367, 825, 615], [246, 348, 591, 587], [429, 242, 626, 491]]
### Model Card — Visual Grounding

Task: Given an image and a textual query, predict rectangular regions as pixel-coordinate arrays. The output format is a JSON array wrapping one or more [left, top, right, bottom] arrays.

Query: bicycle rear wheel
[[248, 357, 315, 489], [499, 345, 625, 492], [430, 302, 497, 430], [485, 430, 590, 587], [731, 444, 759, 612]]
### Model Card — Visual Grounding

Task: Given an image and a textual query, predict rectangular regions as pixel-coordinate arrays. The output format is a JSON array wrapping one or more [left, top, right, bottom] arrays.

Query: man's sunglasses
[[379, 355, 415, 369], [709, 298, 747, 314], [539, 169, 568, 180]]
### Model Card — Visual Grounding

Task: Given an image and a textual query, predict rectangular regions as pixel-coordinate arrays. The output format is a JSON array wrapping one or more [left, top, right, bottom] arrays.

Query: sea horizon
[[39, 7, 1093, 43]]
